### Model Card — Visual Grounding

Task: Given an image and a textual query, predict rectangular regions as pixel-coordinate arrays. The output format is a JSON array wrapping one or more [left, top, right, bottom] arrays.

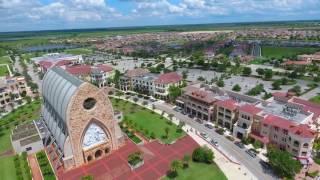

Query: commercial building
[[32, 53, 84, 73], [176, 84, 318, 161], [119, 68, 149, 91], [41, 67, 124, 170]]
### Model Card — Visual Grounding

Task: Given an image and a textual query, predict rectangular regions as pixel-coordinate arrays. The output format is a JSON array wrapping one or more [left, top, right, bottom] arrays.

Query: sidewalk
[[28, 154, 43, 180]]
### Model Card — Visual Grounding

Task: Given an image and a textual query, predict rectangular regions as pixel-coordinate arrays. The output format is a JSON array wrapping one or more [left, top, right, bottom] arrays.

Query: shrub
[[215, 128, 225, 135], [192, 146, 214, 164]]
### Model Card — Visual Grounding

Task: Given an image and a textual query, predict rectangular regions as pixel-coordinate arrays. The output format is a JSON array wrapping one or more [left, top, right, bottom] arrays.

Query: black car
[[234, 141, 245, 149], [204, 123, 214, 129], [245, 149, 257, 158], [259, 160, 271, 170]]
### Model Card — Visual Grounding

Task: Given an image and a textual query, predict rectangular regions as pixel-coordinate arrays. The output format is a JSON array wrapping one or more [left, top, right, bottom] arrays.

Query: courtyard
[[110, 97, 185, 144]]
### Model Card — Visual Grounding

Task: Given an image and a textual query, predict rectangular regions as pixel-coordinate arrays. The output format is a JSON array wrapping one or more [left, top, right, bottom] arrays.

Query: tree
[[242, 67, 252, 76], [168, 85, 181, 102], [267, 147, 302, 179], [264, 69, 273, 80], [115, 91, 124, 98], [113, 70, 121, 88], [272, 80, 281, 90], [183, 155, 191, 168], [169, 160, 182, 177], [289, 85, 301, 95], [232, 84, 241, 92], [192, 146, 214, 164], [164, 127, 170, 139], [216, 79, 224, 87], [256, 68, 265, 76]]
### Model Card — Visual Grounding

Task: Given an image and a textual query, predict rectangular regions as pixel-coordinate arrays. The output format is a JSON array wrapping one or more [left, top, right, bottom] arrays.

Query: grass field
[[0, 156, 17, 180], [0, 56, 11, 64], [309, 95, 320, 104], [65, 48, 92, 55], [110, 98, 185, 144], [164, 161, 227, 180], [261, 46, 320, 59], [0, 100, 41, 153], [0, 65, 9, 76]]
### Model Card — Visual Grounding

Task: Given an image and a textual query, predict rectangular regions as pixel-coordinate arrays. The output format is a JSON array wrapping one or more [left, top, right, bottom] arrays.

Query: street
[[154, 102, 277, 180]]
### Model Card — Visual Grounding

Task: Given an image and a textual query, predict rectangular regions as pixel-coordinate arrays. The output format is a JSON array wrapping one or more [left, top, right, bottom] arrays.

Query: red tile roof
[[291, 97, 320, 120], [262, 115, 315, 138], [272, 92, 288, 98], [238, 104, 262, 115], [65, 65, 91, 75], [262, 115, 295, 130], [125, 68, 149, 78], [54, 60, 72, 67], [282, 60, 310, 65], [186, 89, 217, 104], [215, 99, 238, 110], [96, 64, 113, 72], [38, 61, 52, 70], [154, 72, 182, 84], [290, 124, 315, 138]]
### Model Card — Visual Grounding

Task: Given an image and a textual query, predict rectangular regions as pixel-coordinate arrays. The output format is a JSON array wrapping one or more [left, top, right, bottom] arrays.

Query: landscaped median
[[110, 97, 185, 144], [36, 151, 56, 180]]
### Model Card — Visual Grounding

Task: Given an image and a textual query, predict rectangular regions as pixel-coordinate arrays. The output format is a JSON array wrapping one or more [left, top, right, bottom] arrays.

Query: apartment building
[[119, 68, 149, 91], [0, 76, 28, 108], [120, 70, 182, 99], [65, 64, 113, 88]]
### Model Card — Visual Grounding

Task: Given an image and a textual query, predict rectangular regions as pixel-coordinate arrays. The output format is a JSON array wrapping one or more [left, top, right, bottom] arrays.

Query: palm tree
[[170, 160, 182, 177], [183, 155, 191, 168], [164, 127, 170, 139]]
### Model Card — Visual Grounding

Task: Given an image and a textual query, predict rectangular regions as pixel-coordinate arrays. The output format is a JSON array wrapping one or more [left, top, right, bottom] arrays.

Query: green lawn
[[0, 100, 41, 153], [0, 156, 17, 180], [164, 161, 227, 180], [110, 98, 185, 144], [65, 48, 92, 55], [0, 65, 9, 76], [309, 95, 320, 104], [262, 46, 320, 59], [0, 56, 11, 64]]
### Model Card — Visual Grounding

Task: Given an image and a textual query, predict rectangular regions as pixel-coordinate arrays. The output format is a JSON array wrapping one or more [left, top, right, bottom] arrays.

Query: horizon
[[1, 0, 320, 32], [1, 19, 320, 34]]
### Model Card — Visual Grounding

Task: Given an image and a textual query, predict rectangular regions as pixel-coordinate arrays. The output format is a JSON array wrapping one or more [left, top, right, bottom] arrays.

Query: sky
[[0, 0, 320, 32]]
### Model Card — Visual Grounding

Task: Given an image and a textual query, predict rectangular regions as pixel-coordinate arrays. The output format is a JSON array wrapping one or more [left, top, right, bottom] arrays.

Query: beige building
[[215, 99, 238, 130], [41, 67, 124, 170]]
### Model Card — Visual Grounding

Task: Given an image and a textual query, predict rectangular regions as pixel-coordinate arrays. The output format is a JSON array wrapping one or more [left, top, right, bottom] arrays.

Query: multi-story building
[[120, 70, 182, 99], [178, 86, 218, 121], [153, 72, 182, 99], [233, 104, 262, 139], [0, 76, 28, 108], [119, 68, 149, 91], [215, 99, 238, 130], [65, 64, 113, 88]]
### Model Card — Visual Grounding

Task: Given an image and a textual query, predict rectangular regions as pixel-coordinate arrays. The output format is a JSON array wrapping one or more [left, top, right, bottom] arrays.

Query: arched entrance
[[105, 148, 110, 154], [95, 149, 103, 158], [87, 155, 92, 162]]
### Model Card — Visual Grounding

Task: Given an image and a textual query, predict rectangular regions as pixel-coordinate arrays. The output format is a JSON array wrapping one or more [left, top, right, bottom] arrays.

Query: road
[[154, 102, 277, 180]]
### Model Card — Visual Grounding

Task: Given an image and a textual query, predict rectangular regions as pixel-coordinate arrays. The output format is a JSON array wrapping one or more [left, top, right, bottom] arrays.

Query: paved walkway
[[28, 154, 43, 180], [58, 136, 198, 180]]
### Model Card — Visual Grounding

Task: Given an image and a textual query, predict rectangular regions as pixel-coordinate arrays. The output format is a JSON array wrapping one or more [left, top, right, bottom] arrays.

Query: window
[[26, 147, 32, 151], [303, 143, 308, 148], [301, 152, 307, 156], [83, 98, 97, 110]]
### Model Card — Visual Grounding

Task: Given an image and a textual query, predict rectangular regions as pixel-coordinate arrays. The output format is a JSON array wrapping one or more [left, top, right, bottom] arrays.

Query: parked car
[[259, 160, 271, 170], [210, 139, 218, 147], [234, 141, 245, 149], [181, 111, 187, 115], [204, 123, 214, 129], [200, 132, 208, 139], [195, 118, 204, 124], [245, 149, 257, 158], [188, 114, 194, 118]]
